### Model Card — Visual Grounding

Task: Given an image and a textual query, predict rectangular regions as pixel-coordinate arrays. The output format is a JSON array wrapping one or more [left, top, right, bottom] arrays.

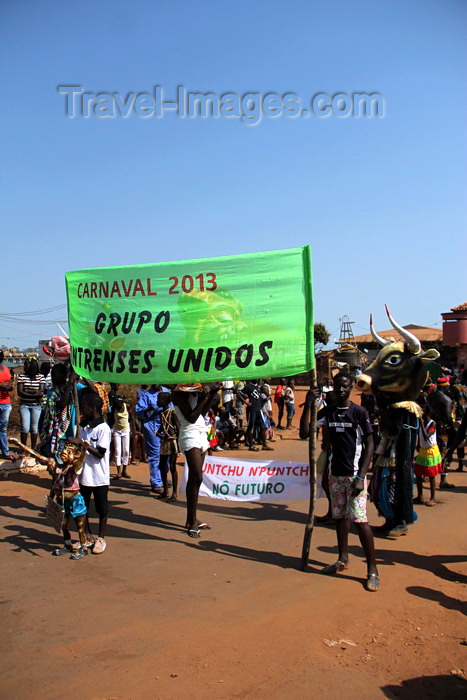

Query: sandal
[[365, 572, 380, 592], [322, 560, 349, 575], [1, 454, 17, 462], [70, 547, 88, 560], [185, 522, 211, 530], [249, 446, 260, 451], [187, 528, 201, 538]]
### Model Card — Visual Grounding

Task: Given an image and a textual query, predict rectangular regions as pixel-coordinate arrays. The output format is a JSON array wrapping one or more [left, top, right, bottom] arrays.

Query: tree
[[314, 322, 330, 353]]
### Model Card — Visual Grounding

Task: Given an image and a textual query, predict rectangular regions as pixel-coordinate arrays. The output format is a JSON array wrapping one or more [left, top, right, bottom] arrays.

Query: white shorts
[[178, 428, 210, 454]]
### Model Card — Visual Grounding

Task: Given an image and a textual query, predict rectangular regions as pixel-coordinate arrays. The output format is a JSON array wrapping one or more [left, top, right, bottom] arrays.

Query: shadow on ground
[[382, 673, 467, 699]]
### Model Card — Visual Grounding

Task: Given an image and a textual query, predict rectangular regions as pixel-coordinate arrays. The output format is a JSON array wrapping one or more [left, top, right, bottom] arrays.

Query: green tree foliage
[[314, 322, 330, 352]]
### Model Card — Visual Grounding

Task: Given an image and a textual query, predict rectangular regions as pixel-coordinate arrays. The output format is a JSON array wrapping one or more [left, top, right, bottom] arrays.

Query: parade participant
[[450, 370, 467, 471], [444, 410, 467, 466], [316, 372, 379, 592], [129, 408, 146, 464], [357, 308, 440, 538], [17, 358, 46, 449], [0, 350, 14, 461], [237, 379, 274, 452], [206, 408, 221, 452], [77, 393, 112, 554], [38, 364, 75, 459], [156, 391, 179, 501], [51, 438, 89, 560], [171, 383, 222, 537], [111, 396, 131, 479], [300, 389, 337, 524], [414, 405, 442, 507], [135, 384, 169, 493], [428, 377, 455, 488]]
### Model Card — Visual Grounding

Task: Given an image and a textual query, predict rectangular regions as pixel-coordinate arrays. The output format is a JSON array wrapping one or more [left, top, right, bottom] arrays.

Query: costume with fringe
[[414, 419, 442, 477]]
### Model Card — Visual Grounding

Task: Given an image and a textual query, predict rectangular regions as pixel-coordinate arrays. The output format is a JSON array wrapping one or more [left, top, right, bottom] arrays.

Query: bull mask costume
[[356, 306, 440, 536]]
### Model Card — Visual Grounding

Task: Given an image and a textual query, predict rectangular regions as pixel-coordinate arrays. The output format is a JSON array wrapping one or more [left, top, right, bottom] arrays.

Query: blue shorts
[[58, 492, 87, 518], [286, 402, 295, 418]]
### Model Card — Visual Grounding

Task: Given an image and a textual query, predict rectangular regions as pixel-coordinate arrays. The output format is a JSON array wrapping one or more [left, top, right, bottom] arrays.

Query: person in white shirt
[[72, 393, 111, 554]]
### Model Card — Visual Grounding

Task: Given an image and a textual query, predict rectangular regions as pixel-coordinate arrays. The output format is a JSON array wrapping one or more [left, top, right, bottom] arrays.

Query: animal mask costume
[[359, 306, 440, 536]]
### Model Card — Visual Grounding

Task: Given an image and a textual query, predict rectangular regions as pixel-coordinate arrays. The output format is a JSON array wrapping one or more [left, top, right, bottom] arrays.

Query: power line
[[0, 304, 66, 318]]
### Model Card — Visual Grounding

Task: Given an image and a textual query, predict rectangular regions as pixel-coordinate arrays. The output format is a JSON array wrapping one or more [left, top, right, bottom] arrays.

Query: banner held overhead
[[65, 246, 314, 384]]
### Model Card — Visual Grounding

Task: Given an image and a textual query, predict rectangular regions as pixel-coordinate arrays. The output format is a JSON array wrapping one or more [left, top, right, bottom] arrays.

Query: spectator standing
[[17, 358, 45, 449], [111, 396, 131, 480], [221, 381, 235, 415], [284, 380, 296, 430], [0, 351, 14, 461], [274, 378, 286, 429]]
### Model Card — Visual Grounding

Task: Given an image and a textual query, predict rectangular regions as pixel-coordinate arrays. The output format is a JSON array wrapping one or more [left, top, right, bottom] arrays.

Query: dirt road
[[1, 394, 466, 699]]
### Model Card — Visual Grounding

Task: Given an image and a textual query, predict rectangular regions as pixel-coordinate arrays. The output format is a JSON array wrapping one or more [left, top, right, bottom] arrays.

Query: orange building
[[442, 302, 467, 369]]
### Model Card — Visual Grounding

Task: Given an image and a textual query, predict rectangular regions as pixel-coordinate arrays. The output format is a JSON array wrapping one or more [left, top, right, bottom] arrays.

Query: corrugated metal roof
[[352, 325, 442, 344]]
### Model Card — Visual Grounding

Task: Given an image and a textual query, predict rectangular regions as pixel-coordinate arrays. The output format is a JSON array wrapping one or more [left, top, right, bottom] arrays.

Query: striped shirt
[[17, 374, 45, 404]]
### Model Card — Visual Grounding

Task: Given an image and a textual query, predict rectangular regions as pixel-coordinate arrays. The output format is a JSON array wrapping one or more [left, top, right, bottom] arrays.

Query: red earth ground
[[1, 387, 466, 699]]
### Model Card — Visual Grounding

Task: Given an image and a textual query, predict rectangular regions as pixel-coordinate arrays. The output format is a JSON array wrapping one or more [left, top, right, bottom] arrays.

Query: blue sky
[[1, 0, 465, 349]]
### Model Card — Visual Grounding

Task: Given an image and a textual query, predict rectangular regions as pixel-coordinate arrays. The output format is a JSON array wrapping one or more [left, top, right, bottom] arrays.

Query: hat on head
[[437, 377, 449, 386], [174, 383, 203, 392]]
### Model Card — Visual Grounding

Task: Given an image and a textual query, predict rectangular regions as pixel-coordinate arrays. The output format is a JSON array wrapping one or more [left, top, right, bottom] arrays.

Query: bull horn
[[370, 313, 391, 347], [385, 304, 420, 354]]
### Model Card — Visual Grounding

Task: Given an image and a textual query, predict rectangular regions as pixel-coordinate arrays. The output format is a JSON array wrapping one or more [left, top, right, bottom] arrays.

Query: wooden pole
[[72, 380, 80, 437], [300, 367, 318, 571]]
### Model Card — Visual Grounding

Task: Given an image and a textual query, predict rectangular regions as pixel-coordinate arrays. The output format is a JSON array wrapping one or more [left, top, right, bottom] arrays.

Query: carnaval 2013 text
[[72, 273, 273, 375]]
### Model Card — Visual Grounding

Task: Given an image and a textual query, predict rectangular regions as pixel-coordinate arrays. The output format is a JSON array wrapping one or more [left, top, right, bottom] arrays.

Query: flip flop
[[365, 572, 380, 592], [322, 560, 349, 575], [187, 529, 201, 538]]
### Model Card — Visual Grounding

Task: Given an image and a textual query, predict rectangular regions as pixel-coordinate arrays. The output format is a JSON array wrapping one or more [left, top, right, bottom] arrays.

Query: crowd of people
[[1, 347, 465, 580], [0, 351, 296, 553], [299, 367, 467, 592]]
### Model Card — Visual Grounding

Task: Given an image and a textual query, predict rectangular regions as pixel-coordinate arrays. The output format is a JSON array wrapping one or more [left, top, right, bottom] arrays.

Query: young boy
[[156, 391, 179, 501], [52, 437, 89, 560], [76, 393, 112, 554], [313, 372, 379, 591]]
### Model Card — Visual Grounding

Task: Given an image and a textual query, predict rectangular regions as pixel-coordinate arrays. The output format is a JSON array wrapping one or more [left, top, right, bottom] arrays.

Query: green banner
[[65, 246, 314, 384]]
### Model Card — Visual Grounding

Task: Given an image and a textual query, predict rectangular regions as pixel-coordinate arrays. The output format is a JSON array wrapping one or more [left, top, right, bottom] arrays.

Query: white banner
[[181, 455, 324, 502]]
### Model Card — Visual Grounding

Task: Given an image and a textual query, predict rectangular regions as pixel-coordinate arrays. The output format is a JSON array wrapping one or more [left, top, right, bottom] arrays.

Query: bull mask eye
[[385, 354, 402, 366]]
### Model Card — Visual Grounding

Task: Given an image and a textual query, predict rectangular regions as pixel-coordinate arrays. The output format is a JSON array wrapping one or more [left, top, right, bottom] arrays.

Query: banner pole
[[300, 366, 317, 571], [72, 380, 80, 437]]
